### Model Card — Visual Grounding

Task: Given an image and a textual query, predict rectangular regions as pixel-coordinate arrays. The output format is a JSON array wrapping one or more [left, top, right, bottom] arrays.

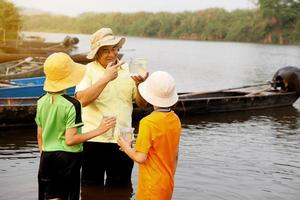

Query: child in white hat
[[118, 71, 182, 200], [35, 52, 116, 200]]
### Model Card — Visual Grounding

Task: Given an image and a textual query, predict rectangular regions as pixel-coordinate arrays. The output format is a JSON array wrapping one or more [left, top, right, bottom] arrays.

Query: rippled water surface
[[176, 109, 300, 200], [1, 33, 300, 199]]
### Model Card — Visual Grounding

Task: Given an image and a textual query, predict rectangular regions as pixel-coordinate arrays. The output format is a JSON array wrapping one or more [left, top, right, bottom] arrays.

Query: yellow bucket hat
[[43, 52, 86, 92], [87, 28, 125, 59]]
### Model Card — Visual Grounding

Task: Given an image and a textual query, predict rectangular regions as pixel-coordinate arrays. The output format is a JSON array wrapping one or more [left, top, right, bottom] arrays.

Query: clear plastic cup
[[129, 58, 148, 77], [119, 127, 135, 142], [103, 113, 117, 139]]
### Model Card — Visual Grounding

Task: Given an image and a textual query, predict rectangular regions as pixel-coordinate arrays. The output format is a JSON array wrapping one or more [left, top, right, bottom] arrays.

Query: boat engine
[[62, 36, 79, 46], [272, 66, 300, 95]]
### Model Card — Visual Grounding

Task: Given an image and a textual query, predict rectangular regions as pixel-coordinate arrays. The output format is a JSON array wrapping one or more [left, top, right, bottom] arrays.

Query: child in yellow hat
[[35, 52, 116, 200]]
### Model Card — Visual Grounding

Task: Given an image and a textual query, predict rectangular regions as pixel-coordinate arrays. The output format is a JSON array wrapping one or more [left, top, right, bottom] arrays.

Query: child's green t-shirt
[[35, 93, 84, 152]]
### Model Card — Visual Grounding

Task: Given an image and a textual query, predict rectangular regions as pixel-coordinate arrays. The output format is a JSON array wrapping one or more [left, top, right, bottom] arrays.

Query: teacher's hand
[[105, 60, 124, 81]]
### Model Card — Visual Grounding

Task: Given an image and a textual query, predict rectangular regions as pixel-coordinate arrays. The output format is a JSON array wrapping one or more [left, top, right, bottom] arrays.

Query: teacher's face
[[96, 45, 119, 67]]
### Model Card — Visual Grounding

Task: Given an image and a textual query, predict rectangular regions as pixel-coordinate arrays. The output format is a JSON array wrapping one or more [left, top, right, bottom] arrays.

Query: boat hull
[[0, 76, 299, 126], [176, 92, 299, 115], [0, 91, 298, 126]]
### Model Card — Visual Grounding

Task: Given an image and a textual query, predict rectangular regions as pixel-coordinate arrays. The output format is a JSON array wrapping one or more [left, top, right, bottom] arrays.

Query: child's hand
[[98, 117, 116, 134], [117, 136, 131, 152]]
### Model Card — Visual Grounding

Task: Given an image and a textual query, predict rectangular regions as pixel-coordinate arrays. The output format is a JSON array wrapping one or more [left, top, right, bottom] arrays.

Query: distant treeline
[[22, 8, 300, 45], [2, 0, 300, 45]]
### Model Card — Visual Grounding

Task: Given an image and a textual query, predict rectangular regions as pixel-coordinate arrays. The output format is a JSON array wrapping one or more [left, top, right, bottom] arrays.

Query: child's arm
[[37, 127, 43, 153], [117, 136, 147, 163], [65, 117, 116, 146]]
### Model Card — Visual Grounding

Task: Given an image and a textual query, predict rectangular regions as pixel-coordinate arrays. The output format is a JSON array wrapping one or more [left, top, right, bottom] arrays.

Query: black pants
[[38, 151, 82, 200], [81, 142, 134, 186]]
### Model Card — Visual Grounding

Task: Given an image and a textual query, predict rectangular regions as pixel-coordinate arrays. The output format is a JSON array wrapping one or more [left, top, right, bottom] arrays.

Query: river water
[[0, 32, 300, 200]]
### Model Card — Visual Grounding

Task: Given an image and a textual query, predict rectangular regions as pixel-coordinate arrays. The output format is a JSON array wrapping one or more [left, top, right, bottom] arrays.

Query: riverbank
[[21, 8, 300, 45]]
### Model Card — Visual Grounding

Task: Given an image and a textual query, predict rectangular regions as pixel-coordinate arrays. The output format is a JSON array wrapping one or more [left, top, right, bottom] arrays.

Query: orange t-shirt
[[134, 111, 181, 200]]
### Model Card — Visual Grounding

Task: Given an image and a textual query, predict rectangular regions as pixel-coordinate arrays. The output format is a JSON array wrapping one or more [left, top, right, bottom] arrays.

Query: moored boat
[[0, 44, 73, 55], [0, 53, 95, 80], [0, 35, 80, 63], [0, 53, 45, 63], [1, 35, 79, 50], [1, 66, 299, 126], [0, 52, 92, 64], [0, 57, 46, 80]]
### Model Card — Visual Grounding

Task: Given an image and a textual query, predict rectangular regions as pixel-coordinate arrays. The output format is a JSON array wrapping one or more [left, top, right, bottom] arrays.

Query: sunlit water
[[1, 32, 300, 200]]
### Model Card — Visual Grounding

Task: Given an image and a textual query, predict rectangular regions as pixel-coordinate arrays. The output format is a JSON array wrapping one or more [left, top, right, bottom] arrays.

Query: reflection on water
[[0, 127, 39, 199], [1, 106, 300, 200], [176, 106, 300, 200], [81, 184, 133, 200], [182, 106, 300, 128]]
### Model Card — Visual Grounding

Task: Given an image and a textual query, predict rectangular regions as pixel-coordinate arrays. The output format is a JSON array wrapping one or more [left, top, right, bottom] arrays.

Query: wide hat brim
[[43, 62, 86, 92], [138, 81, 179, 108], [87, 36, 125, 59]]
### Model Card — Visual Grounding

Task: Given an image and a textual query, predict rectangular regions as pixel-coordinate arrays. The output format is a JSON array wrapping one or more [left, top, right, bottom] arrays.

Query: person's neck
[[153, 106, 171, 112], [48, 90, 65, 95]]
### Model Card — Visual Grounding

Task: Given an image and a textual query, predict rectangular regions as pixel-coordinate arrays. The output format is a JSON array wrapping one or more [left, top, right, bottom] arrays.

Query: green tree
[[201, 8, 229, 40], [0, 0, 22, 40], [258, 0, 300, 43]]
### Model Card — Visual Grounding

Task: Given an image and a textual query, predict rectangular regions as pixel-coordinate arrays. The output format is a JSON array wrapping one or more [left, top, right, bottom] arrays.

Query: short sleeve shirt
[[75, 61, 137, 143], [35, 93, 84, 152], [134, 111, 181, 200]]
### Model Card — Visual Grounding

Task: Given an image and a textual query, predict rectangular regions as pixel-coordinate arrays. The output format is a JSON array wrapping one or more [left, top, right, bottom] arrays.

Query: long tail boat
[[0, 36, 80, 63], [0, 67, 299, 126]]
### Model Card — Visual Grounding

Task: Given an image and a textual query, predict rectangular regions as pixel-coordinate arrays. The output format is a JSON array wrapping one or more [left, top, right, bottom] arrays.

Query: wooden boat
[[0, 45, 73, 55], [0, 52, 123, 80], [0, 57, 46, 80], [134, 89, 299, 120], [0, 36, 79, 63], [0, 77, 73, 125], [0, 52, 92, 64], [1, 36, 79, 50], [0, 75, 299, 125], [0, 53, 46, 63], [0, 53, 96, 80], [22, 35, 46, 43]]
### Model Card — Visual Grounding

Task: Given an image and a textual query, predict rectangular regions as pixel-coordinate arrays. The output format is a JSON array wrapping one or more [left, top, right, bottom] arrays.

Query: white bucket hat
[[138, 71, 178, 107], [87, 28, 125, 59]]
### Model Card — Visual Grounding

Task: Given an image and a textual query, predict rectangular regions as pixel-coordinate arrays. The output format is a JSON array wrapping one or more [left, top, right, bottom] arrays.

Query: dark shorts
[[38, 151, 82, 200], [81, 142, 134, 186]]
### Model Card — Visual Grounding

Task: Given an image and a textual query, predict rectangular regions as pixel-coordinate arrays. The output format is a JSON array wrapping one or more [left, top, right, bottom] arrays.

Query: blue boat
[[0, 77, 75, 125], [0, 77, 74, 98], [0, 72, 299, 126]]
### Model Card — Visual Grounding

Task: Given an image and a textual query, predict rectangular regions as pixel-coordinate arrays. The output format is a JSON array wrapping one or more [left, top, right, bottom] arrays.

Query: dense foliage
[[19, 2, 300, 44], [258, 0, 300, 43], [0, 0, 21, 40]]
